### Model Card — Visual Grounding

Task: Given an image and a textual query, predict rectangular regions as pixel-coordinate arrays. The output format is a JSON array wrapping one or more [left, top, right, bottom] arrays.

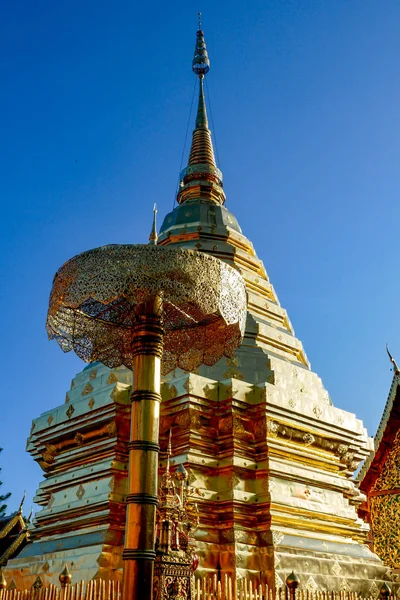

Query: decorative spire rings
[[177, 20, 225, 206], [192, 21, 210, 77]]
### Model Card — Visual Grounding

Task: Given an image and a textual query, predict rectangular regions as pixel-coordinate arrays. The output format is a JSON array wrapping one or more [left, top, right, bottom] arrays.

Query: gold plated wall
[[156, 201, 390, 594], [4, 363, 132, 588]]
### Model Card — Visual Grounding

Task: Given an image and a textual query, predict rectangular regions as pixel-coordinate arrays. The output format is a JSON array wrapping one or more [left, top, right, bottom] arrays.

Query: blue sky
[[1, 0, 400, 513]]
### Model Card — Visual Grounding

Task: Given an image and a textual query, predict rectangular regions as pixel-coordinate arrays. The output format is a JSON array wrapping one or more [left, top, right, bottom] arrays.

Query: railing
[[195, 574, 393, 600], [0, 581, 122, 600], [0, 571, 394, 600]]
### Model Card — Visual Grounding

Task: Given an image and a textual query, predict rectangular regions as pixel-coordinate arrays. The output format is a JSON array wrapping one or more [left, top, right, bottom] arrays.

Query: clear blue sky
[[1, 0, 400, 513]]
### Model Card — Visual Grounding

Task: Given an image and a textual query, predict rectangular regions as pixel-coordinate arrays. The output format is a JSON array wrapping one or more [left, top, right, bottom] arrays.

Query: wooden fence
[[0, 574, 393, 600]]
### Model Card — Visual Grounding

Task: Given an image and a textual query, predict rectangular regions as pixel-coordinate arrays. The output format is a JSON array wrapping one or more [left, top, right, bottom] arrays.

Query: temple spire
[[18, 491, 26, 513], [177, 18, 226, 206], [194, 77, 208, 130], [166, 429, 172, 473], [149, 203, 158, 245]]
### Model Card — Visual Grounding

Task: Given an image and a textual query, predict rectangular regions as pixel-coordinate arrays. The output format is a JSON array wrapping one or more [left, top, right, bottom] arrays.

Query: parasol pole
[[122, 296, 163, 600]]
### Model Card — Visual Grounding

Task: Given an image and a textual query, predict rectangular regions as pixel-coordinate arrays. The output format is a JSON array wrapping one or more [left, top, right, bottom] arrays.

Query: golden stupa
[[3, 18, 392, 598]]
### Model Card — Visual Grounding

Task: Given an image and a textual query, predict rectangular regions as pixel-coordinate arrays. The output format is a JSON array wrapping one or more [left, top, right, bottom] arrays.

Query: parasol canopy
[[46, 244, 246, 375]]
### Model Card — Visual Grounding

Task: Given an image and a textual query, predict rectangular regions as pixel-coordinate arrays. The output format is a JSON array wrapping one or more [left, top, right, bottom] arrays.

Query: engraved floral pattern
[[370, 431, 400, 567]]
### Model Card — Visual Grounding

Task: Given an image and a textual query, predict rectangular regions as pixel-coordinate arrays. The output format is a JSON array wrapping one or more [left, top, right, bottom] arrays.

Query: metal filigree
[[46, 245, 246, 375], [373, 429, 400, 492]]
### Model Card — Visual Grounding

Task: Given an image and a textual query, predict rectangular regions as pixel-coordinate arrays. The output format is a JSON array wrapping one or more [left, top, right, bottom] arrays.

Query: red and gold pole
[[123, 299, 163, 600]]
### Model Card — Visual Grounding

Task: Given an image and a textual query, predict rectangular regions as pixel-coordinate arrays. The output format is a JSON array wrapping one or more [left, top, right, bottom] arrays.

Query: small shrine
[[153, 431, 199, 600]]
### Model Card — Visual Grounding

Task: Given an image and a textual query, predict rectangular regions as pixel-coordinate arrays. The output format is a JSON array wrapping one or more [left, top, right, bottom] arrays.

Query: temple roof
[[359, 368, 400, 492], [0, 509, 29, 566]]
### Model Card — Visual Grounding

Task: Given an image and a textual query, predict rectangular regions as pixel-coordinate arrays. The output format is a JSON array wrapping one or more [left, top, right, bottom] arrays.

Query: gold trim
[[0, 531, 28, 565], [0, 515, 24, 540]]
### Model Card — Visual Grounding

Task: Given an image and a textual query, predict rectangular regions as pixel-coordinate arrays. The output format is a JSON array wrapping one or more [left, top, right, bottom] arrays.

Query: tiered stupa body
[[154, 27, 389, 593], [3, 362, 132, 588], [4, 24, 390, 594]]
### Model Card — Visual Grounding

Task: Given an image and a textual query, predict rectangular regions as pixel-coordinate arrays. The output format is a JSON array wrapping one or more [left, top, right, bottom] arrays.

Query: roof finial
[[159, 429, 175, 498], [18, 491, 26, 513], [386, 344, 400, 375], [166, 428, 172, 472], [149, 203, 158, 245], [198, 12, 201, 31]]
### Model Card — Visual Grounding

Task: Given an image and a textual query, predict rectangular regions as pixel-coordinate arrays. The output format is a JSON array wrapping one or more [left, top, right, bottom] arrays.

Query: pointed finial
[[149, 203, 158, 245], [165, 428, 172, 473], [59, 564, 72, 588], [18, 491, 26, 513], [380, 582, 391, 600], [198, 12, 201, 30], [286, 572, 300, 588], [192, 21, 210, 78], [159, 430, 175, 497], [176, 20, 225, 205], [386, 344, 400, 375], [167, 428, 172, 456], [0, 569, 7, 590], [286, 572, 300, 600]]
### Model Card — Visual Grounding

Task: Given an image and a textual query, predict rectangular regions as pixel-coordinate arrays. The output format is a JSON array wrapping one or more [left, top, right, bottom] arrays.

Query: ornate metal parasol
[[46, 243, 246, 600]]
